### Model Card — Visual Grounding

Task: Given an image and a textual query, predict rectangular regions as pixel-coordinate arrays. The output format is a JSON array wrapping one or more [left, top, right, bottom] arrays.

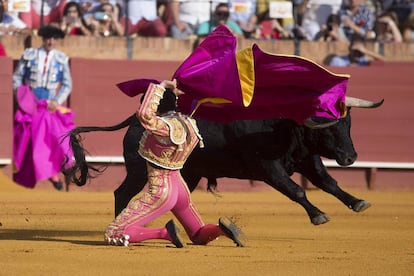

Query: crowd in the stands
[[1, 1, 414, 65]]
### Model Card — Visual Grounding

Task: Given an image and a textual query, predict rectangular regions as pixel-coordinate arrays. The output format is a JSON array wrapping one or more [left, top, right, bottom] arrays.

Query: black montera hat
[[38, 25, 65, 39]]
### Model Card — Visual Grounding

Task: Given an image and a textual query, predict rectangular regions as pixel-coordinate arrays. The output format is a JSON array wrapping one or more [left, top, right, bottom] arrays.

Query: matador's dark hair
[[140, 88, 177, 114]]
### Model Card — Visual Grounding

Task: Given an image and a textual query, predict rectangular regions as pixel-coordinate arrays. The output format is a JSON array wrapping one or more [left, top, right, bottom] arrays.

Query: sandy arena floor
[[0, 171, 413, 276]]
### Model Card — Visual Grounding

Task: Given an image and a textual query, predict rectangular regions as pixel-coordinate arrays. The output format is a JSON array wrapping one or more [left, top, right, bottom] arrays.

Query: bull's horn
[[303, 117, 339, 129], [345, 97, 384, 108]]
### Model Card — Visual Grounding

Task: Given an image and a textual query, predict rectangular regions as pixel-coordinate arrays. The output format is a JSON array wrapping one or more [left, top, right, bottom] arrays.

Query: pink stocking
[[171, 174, 226, 245], [124, 225, 170, 243], [190, 224, 224, 245], [50, 174, 60, 182]]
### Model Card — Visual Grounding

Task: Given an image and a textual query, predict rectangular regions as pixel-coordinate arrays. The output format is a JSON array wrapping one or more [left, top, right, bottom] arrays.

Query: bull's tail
[[64, 114, 136, 186]]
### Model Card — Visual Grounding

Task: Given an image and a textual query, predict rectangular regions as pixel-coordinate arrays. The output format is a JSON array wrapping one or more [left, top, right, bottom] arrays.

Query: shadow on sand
[[0, 228, 106, 246]]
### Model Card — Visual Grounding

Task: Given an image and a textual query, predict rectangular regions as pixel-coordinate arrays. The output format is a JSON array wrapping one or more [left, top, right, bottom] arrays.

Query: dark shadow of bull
[[65, 97, 383, 225]]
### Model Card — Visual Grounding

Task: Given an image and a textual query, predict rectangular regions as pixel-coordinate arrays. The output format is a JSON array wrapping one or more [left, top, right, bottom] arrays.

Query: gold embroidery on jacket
[[160, 117, 186, 145], [139, 146, 184, 169]]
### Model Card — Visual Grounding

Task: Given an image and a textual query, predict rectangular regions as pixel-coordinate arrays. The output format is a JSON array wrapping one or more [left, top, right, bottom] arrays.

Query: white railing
[[3, 156, 414, 189]]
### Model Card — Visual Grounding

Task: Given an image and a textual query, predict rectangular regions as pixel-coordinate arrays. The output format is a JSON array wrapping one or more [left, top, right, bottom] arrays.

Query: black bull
[[66, 99, 383, 225]]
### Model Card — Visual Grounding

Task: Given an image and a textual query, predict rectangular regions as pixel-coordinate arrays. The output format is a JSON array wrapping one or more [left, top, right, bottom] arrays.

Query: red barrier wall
[[67, 60, 414, 191], [1, 59, 413, 190], [69, 59, 414, 163], [70, 58, 182, 156], [0, 57, 13, 161], [328, 62, 414, 162]]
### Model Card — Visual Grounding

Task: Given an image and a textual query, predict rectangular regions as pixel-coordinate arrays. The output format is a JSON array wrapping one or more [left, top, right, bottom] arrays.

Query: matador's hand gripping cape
[[118, 25, 349, 124]]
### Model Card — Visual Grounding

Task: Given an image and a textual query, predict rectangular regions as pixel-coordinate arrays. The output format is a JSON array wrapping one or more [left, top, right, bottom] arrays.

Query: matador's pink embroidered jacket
[[137, 83, 203, 170]]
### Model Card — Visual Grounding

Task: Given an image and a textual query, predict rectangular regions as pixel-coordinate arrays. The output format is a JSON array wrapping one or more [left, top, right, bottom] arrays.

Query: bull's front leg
[[298, 155, 371, 213], [113, 124, 148, 216], [113, 157, 148, 217], [259, 160, 331, 225]]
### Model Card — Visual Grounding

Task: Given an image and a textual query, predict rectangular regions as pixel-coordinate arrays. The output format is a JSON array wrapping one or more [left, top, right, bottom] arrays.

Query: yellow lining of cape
[[188, 44, 349, 118], [235, 46, 255, 107], [189, 46, 255, 117], [190, 97, 232, 118]]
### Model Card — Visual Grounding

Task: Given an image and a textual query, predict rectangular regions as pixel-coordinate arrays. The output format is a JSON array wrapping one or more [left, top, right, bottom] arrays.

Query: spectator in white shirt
[[0, 0, 30, 35]]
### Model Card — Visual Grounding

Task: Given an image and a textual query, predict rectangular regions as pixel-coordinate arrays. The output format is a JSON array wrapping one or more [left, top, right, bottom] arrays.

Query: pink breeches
[[106, 164, 223, 245]]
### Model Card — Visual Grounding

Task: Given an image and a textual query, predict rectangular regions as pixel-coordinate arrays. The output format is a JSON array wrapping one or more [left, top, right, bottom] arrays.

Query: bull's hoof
[[219, 217, 246, 247], [352, 200, 371, 212], [311, 214, 331, 225]]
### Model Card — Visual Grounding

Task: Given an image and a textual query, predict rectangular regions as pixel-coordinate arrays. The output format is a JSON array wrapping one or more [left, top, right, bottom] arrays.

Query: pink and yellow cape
[[117, 25, 349, 124]]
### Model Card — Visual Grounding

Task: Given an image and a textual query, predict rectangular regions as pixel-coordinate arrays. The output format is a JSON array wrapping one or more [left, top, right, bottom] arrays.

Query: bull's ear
[[303, 117, 339, 129]]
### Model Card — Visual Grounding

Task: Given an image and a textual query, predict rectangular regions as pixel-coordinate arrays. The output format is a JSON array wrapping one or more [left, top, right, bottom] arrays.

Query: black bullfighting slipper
[[49, 178, 64, 191], [166, 219, 184, 248], [219, 217, 246, 247]]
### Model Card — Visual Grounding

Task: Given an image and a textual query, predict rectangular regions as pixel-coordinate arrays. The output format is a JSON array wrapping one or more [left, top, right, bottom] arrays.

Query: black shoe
[[219, 217, 246, 247], [166, 219, 184, 248], [49, 178, 64, 191]]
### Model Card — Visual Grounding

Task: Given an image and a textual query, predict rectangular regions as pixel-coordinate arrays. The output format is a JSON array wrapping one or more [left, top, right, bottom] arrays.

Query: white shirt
[[0, 13, 27, 35], [178, 0, 222, 26], [126, 0, 157, 25], [37, 48, 55, 87], [301, 0, 342, 40]]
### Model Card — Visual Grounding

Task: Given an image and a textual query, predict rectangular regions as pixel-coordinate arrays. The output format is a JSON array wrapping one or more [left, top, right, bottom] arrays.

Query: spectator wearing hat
[[12, 24, 75, 191]]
